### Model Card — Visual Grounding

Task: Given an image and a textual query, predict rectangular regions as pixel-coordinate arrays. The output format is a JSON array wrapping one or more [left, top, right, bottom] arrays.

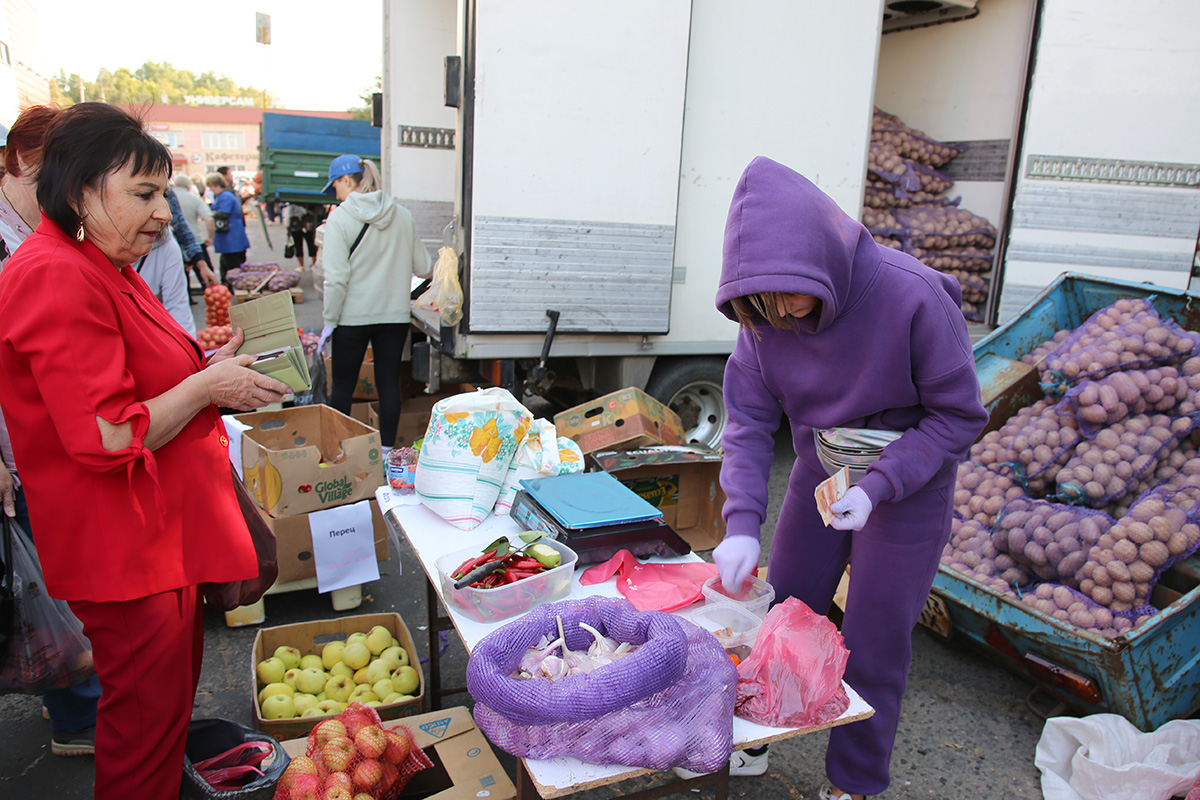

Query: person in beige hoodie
[[318, 155, 432, 450]]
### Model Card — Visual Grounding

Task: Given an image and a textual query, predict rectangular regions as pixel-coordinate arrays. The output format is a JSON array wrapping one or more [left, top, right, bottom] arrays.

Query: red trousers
[[69, 585, 203, 800]]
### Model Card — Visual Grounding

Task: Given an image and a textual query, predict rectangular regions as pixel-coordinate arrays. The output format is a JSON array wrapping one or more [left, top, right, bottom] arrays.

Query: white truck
[[381, 0, 1200, 446]]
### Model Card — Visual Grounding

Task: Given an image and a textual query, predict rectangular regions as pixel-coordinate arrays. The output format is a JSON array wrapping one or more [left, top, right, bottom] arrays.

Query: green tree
[[347, 75, 382, 121], [46, 62, 277, 107]]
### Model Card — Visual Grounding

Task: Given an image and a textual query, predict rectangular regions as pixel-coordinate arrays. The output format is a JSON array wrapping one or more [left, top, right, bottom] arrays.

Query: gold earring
[[76, 225, 85, 243]]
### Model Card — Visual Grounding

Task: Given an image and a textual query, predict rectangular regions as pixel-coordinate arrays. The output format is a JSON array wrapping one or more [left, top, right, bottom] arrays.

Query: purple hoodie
[[716, 157, 987, 541]]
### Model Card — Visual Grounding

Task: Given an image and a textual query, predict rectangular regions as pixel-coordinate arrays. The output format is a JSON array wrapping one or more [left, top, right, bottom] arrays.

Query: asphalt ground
[[0, 210, 1050, 799]]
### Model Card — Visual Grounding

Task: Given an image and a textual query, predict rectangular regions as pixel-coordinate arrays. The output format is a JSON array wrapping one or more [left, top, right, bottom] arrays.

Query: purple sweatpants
[[766, 460, 954, 797]]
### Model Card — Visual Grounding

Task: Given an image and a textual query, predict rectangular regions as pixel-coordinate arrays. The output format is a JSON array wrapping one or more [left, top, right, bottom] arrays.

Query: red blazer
[[0, 217, 256, 602]]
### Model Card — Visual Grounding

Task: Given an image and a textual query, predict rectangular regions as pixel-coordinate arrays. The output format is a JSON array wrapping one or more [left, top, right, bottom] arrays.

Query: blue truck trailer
[[923, 272, 1200, 731], [258, 112, 381, 206]]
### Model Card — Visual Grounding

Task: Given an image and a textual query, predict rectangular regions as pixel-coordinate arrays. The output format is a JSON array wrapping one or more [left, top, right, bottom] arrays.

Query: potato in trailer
[[924, 273, 1200, 731]]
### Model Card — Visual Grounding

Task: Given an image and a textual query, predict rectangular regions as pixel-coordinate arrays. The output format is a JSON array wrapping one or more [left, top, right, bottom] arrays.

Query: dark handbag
[[203, 468, 278, 612], [213, 211, 231, 234], [0, 515, 15, 662], [283, 242, 295, 259]]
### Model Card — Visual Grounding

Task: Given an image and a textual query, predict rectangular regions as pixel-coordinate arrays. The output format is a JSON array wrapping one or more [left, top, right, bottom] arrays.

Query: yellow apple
[[273, 645, 302, 671], [300, 707, 327, 718], [365, 659, 393, 685], [353, 666, 371, 685], [258, 682, 294, 704], [364, 626, 392, 655], [296, 668, 328, 695], [348, 685, 378, 703], [282, 668, 302, 690], [372, 680, 395, 699], [391, 666, 419, 696], [330, 662, 355, 681], [325, 675, 355, 703], [261, 693, 296, 720], [300, 654, 324, 671], [379, 646, 408, 668], [341, 642, 371, 670], [292, 693, 319, 715], [382, 692, 402, 704], [256, 656, 286, 686], [321, 641, 346, 670], [315, 699, 343, 715]]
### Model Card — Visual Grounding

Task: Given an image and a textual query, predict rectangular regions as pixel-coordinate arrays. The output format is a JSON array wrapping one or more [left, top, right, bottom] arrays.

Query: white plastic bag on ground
[[493, 418, 584, 515], [1035, 714, 1200, 800]]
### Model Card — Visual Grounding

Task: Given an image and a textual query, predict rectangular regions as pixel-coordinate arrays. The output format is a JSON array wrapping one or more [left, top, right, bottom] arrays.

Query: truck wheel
[[645, 357, 727, 448]]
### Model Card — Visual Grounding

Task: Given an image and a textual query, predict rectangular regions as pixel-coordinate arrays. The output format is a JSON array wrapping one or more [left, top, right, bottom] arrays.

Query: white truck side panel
[[669, 0, 886, 347], [999, 0, 1200, 322], [466, 0, 690, 336], [383, 0, 458, 204], [471, 0, 690, 227]]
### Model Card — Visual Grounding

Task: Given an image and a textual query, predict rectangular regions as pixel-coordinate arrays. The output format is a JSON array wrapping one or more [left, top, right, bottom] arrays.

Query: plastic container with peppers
[[435, 537, 579, 623]]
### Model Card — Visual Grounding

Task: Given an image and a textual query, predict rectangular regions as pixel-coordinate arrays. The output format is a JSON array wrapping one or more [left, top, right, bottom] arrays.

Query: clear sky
[[38, 0, 384, 112]]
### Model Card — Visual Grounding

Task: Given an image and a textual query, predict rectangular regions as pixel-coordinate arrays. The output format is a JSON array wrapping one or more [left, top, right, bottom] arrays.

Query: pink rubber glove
[[712, 535, 761, 594], [830, 486, 873, 531]]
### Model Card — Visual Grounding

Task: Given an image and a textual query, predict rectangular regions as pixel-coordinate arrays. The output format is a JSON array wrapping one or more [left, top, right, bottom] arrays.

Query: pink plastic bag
[[734, 597, 851, 728], [579, 549, 717, 612]]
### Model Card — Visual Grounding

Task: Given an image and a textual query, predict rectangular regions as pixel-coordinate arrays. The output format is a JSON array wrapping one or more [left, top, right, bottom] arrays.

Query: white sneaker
[[672, 748, 769, 780], [818, 782, 856, 800]]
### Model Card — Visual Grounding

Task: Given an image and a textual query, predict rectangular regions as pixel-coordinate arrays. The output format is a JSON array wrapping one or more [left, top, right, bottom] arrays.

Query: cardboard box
[[235, 404, 384, 517], [264, 498, 390, 584], [589, 444, 727, 550], [252, 612, 425, 741], [368, 383, 477, 448], [554, 386, 685, 454], [281, 706, 516, 800], [324, 345, 394, 401], [349, 401, 374, 426]]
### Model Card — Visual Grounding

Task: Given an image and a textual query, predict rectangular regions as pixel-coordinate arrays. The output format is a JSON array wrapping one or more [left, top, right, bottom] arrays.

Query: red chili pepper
[[457, 548, 499, 579], [506, 569, 542, 581], [508, 557, 543, 570]]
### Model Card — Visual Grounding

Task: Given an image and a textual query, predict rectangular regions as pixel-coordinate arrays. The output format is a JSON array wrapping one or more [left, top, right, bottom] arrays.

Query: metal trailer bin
[[923, 272, 1200, 731]]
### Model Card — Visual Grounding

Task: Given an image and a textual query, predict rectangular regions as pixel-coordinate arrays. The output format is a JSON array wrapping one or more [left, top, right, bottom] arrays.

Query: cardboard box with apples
[[252, 612, 425, 741]]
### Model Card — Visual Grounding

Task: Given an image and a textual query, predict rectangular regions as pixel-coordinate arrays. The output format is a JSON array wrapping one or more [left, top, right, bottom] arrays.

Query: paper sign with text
[[815, 466, 850, 527], [308, 499, 380, 592]]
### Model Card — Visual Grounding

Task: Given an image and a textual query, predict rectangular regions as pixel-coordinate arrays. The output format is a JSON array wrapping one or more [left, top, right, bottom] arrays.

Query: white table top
[[377, 487, 873, 795]]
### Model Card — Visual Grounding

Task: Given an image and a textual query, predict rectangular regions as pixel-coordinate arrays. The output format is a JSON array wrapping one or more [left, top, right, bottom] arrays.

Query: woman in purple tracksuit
[[712, 157, 988, 799]]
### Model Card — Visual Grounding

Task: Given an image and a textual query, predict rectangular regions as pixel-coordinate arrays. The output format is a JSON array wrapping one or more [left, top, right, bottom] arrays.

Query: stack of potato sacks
[[861, 108, 996, 321], [944, 297, 1200, 639]]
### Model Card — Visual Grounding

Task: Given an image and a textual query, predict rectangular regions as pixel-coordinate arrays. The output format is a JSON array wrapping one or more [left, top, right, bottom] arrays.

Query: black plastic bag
[[180, 718, 289, 800], [292, 347, 328, 407]]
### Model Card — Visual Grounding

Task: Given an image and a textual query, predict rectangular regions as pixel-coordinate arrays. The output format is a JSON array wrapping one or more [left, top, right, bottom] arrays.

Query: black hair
[[36, 103, 172, 236]]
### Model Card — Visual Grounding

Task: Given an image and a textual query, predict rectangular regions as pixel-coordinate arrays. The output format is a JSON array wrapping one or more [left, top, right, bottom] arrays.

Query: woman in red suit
[[0, 103, 291, 799]]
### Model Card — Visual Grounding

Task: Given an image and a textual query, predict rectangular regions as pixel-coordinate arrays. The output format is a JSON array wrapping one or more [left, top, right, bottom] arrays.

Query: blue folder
[[519, 471, 664, 530]]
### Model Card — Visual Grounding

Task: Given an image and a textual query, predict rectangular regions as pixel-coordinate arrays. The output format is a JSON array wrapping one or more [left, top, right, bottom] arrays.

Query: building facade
[[141, 105, 352, 180]]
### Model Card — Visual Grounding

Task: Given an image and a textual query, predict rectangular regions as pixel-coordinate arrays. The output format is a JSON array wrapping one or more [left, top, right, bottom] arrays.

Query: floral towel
[[494, 418, 584, 516], [415, 387, 533, 530]]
